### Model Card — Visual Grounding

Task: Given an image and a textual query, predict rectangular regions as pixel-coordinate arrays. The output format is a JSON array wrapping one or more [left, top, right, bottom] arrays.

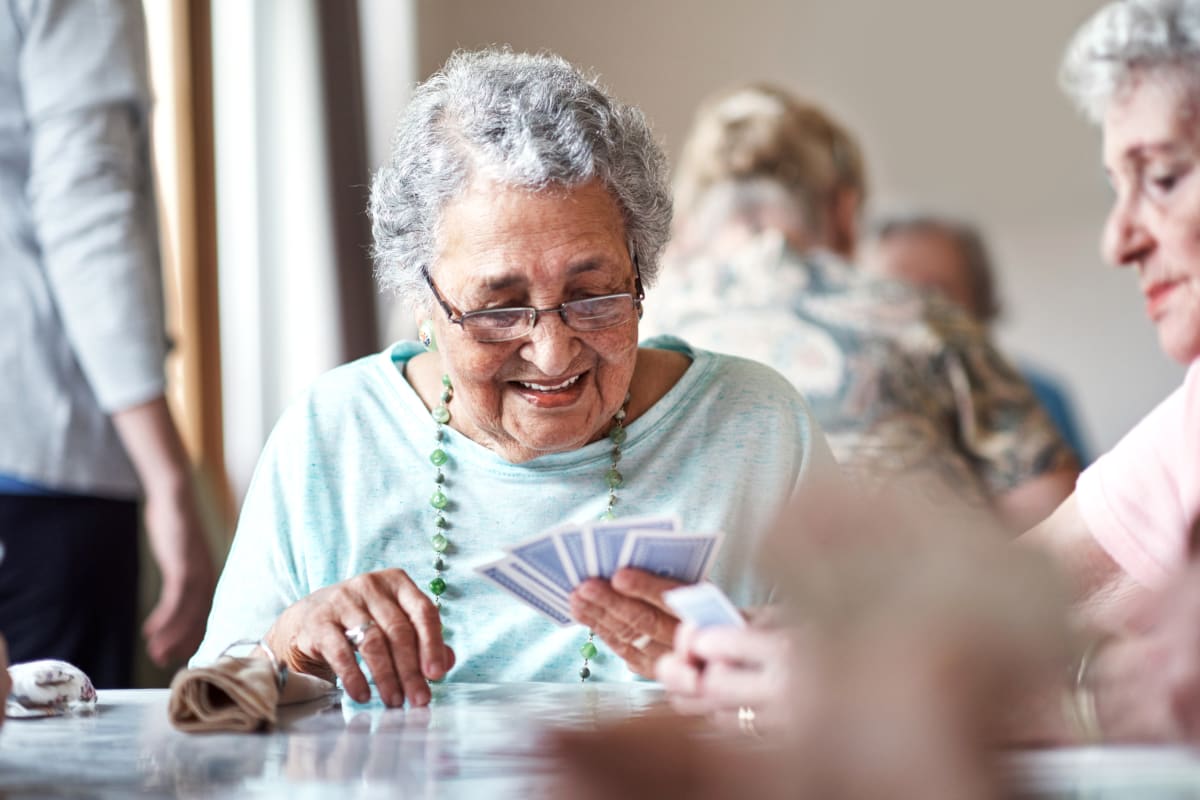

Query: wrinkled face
[[865, 230, 979, 318], [425, 178, 640, 463], [1103, 74, 1200, 364]]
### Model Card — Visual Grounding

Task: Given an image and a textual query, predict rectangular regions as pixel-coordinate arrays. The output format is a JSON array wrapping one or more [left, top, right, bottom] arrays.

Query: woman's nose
[[1102, 196, 1154, 268], [518, 312, 579, 375]]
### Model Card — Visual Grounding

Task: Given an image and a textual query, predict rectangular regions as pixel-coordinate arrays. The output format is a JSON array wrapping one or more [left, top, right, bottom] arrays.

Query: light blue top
[[194, 337, 834, 682]]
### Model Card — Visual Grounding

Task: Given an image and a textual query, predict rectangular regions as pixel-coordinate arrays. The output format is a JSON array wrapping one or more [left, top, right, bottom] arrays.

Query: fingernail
[[413, 689, 430, 706], [425, 660, 443, 679], [578, 581, 602, 599], [390, 692, 405, 707]]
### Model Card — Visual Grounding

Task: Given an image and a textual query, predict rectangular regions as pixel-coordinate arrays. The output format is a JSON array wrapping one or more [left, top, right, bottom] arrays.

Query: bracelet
[[1064, 635, 1107, 744], [258, 638, 289, 691], [219, 638, 289, 691]]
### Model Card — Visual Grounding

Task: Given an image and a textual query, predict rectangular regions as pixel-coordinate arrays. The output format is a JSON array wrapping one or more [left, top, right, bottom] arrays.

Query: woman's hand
[[1087, 557, 1200, 742], [658, 623, 798, 733], [570, 568, 684, 678], [264, 569, 454, 708]]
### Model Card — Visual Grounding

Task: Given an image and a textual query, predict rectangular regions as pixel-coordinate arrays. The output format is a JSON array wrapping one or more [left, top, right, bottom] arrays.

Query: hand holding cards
[[663, 582, 746, 630], [474, 515, 724, 626]]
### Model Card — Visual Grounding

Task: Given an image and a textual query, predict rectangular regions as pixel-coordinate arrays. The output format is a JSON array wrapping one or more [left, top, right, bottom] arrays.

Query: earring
[[418, 320, 437, 352]]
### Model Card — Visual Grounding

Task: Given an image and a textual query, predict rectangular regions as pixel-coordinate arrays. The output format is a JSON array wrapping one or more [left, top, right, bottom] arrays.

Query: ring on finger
[[738, 705, 762, 738], [344, 619, 376, 649], [630, 633, 653, 651]]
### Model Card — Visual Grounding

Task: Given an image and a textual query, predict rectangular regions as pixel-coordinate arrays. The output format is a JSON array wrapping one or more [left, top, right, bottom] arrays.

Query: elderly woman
[[1018, 0, 1200, 741], [661, 0, 1200, 745], [192, 49, 831, 707]]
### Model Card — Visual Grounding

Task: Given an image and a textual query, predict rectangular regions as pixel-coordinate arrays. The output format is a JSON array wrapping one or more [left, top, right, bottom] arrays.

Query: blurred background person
[[866, 214, 1090, 463], [0, 0, 214, 687], [645, 84, 1077, 530]]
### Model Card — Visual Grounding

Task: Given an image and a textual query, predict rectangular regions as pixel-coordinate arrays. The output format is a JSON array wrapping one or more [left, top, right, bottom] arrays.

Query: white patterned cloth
[[6, 659, 97, 719]]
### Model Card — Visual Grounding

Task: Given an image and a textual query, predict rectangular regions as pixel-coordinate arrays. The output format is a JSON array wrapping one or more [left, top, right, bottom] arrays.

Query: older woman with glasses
[[192, 49, 833, 707]]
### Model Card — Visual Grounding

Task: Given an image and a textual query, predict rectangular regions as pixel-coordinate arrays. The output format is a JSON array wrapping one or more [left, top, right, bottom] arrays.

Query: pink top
[[1076, 362, 1200, 587]]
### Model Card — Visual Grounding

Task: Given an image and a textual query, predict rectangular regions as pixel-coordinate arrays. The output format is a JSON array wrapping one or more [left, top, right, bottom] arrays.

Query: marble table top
[[0, 683, 664, 799], [1, 684, 1200, 798]]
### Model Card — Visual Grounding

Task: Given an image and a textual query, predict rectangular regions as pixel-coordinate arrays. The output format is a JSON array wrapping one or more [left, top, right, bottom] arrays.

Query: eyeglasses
[[423, 260, 645, 343]]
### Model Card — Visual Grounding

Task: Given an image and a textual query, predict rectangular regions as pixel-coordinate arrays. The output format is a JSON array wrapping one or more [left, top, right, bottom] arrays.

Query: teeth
[[519, 374, 581, 391]]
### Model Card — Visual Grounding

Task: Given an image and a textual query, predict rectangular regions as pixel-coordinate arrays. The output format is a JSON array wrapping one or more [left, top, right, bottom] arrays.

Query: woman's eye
[[1145, 165, 1191, 197], [1152, 174, 1179, 192]]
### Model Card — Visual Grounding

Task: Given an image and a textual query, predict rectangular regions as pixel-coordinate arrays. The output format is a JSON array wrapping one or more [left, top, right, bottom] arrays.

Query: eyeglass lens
[[462, 295, 637, 341]]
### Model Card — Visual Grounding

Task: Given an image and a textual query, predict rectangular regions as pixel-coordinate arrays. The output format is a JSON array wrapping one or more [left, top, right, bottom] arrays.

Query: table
[[2, 685, 1200, 798], [0, 683, 663, 798]]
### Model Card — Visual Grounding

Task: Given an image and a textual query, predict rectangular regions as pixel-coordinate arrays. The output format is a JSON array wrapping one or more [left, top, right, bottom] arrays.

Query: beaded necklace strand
[[426, 374, 631, 682]]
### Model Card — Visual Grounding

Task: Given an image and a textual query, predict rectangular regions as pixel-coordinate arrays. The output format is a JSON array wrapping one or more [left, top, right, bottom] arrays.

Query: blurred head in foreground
[[552, 478, 1071, 799]]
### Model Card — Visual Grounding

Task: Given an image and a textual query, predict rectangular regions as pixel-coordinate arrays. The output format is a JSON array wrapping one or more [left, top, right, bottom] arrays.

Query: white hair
[[1061, 0, 1200, 122], [370, 49, 672, 306]]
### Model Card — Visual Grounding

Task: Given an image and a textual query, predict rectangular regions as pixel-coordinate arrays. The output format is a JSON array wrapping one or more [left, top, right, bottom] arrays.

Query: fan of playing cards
[[474, 515, 723, 626]]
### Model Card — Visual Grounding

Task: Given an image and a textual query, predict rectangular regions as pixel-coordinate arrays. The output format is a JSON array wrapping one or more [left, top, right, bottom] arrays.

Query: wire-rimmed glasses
[[423, 261, 645, 343]]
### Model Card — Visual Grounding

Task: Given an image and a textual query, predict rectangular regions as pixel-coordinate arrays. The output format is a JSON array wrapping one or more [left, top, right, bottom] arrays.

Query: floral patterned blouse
[[644, 232, 1076, 508]]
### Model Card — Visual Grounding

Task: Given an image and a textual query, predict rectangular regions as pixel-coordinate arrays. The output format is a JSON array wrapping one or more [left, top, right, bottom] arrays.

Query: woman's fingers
[[589, 619, 671, 678], [358, 590, 422, 708], [610, 568, 686, 614], [698, 658, 773, 711], [393, 573, 448, 680], [690, 625, 788, 667], [656, 650, 700, 696], [273, 569, 448, 709], [313, 617, 373, 703], [360, 570, 445, 707], [572, 578, 679, 648]]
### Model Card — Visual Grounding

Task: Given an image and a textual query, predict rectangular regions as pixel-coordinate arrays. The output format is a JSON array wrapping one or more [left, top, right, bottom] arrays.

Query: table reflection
[[0, 683, 664, 798]]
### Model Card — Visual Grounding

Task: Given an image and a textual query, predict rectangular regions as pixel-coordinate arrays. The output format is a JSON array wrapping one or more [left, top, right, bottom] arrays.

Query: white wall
[[403, 0, 1185, 454]]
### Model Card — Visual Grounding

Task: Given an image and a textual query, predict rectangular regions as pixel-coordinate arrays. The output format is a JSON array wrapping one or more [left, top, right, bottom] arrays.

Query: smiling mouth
[[514, 373, 583, 392], [1145, 280, 1182, 317]]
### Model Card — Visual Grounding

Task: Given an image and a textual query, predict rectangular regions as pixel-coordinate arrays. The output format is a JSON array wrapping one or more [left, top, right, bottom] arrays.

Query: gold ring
[[344, 620, 375, 649]]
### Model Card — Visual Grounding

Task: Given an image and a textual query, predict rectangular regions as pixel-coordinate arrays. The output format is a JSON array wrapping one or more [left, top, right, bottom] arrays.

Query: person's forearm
[[993, 467, 1078, 532], [1015, 494, 1147, 632], [110, 396, 193, 497]]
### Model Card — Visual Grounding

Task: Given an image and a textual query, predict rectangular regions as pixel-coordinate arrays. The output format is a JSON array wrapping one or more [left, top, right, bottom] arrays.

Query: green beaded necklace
[[426, 375, 631, 682]]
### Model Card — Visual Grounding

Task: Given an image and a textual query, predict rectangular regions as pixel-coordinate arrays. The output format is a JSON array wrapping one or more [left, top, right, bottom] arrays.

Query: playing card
[[585, 515, 680, 579], [506, 557, 572, 608], [552, 526, 587, 585], [508, 528, 576, 594], [475, 558, 573, 626], [618, 530, 722, 584], [663, 582, 746, 629]]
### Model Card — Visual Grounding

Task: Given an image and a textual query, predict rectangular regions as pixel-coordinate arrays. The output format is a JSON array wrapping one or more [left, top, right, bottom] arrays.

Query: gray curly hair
[[1061, 0, 1200, 123], [369, 49, 672, 306]]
